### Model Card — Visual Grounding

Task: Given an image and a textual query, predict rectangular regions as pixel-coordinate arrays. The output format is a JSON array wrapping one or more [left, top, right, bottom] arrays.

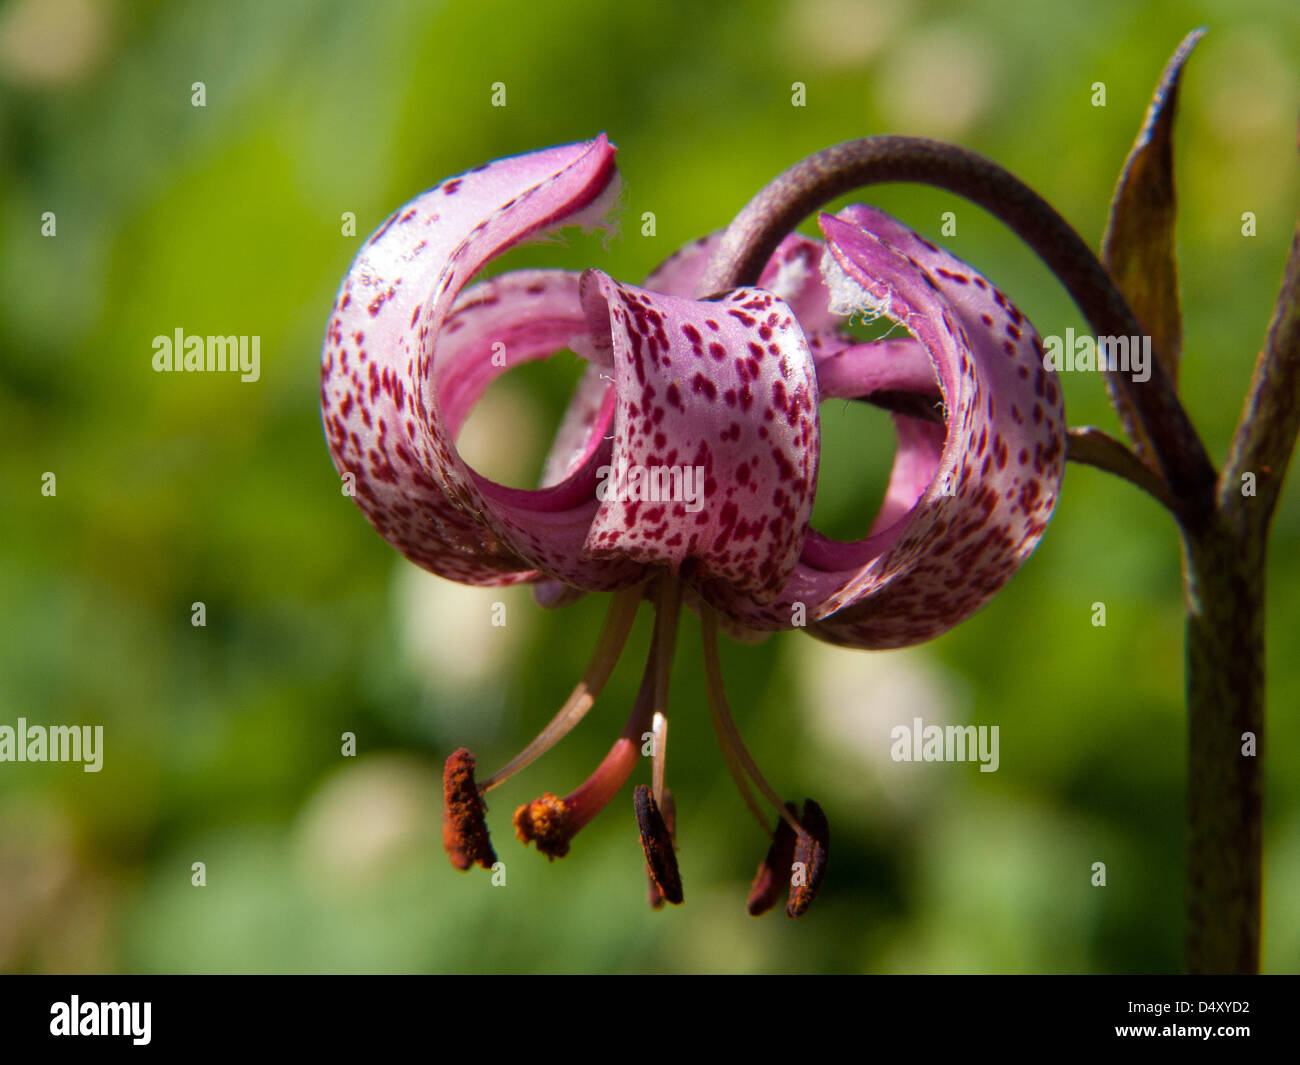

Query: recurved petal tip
[[442, 747, 497, 871], [321, 135, 627, 592], [635, 785, 683, 906], [746, 802, 799, 917], [786, 799, 829, 918]]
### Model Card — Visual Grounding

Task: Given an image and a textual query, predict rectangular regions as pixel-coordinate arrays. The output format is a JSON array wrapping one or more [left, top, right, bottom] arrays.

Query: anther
[[442, 748, 497, 871], [746, 802, 798, 916], [786, 799, 829, 918], [513, 792, 574, 859], [645, 788, 677, 909], [635, 784, 683, 905]]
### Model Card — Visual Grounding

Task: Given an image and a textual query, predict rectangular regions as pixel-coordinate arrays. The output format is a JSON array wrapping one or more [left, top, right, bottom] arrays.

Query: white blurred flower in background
[[877, 23, 999, 138], [293, 754, 441, 896], [792, 636, 970, 812], [0, 0, 112, 88], [784, 0, 907, 71]]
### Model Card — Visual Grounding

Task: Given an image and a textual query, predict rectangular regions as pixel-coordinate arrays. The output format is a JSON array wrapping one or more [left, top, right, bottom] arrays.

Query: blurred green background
[[2, 0, 1298, 974]]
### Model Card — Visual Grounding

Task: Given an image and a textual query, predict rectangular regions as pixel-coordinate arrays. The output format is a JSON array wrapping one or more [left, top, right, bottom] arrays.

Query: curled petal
[[713, 206, 1065, 648], [644, 230, 842, 334], [756, 233, 843, 335], [532, 228, 846, 612], [816, 337, 939, 400], [538, 361, 614, 488], [642, 232, 724, 298], [530, 358, 616, 610], [578, 271, 820, 602], [321, 135, 639, 591]]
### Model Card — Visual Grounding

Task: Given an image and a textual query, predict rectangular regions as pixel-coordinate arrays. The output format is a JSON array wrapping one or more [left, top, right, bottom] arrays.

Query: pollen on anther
[[442, 748, 497, 871], [514, 792, 574, 859]]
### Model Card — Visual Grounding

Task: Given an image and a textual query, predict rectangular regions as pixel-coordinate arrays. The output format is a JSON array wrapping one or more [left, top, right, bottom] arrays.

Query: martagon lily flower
[[319, 134, 1065, 916]]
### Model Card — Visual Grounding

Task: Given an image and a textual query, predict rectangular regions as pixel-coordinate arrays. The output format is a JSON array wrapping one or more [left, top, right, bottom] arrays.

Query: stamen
[[635, 784, 683, 905], [442, 748, 497, 871], [515, 593, 676, 859], [700, 605, 832, 914], [787, 799, 829, 917], [650, 578, 682, 808], [746, 802, 798, 916], [700, 605, 805, 839], [650, 711, 668, 807], [706, 697, 773, 840], [481, 583, 644, 791]]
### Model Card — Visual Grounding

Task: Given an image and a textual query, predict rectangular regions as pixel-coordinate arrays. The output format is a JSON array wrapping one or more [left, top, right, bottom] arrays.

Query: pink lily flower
[[319, 134, 1065, 915]]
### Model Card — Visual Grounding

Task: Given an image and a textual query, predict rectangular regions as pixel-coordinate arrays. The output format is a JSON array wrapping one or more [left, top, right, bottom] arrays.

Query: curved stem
[[698, 135, 1217, 515]]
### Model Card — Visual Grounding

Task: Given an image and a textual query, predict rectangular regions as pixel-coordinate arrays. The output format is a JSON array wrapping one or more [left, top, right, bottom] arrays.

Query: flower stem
[[705, 133, 1300, 972], [1182, 523, 1264, 973], [1181, 214, 1300, 973]]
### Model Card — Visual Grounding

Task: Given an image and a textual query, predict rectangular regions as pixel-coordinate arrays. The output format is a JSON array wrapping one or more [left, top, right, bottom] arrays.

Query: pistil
[[514, 575, 683, 859]]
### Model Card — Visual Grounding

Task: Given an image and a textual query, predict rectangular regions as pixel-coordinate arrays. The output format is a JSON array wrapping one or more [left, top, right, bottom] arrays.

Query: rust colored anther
[[746, 802, 798, 917], [786, 798, 829, 918], [635, 785, 683, 905], [442, 747, 496, 871], [514, 793, 575, 859], [646, 789, 678, 909]]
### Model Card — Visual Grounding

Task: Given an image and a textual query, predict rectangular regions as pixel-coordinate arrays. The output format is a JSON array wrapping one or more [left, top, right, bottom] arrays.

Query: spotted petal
[[710, 205, 1065, 648], [532, 230, 842, 610], [320, 136, 642, 590], [642, 230, 842, 335], [578, 271, 820, 602]]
